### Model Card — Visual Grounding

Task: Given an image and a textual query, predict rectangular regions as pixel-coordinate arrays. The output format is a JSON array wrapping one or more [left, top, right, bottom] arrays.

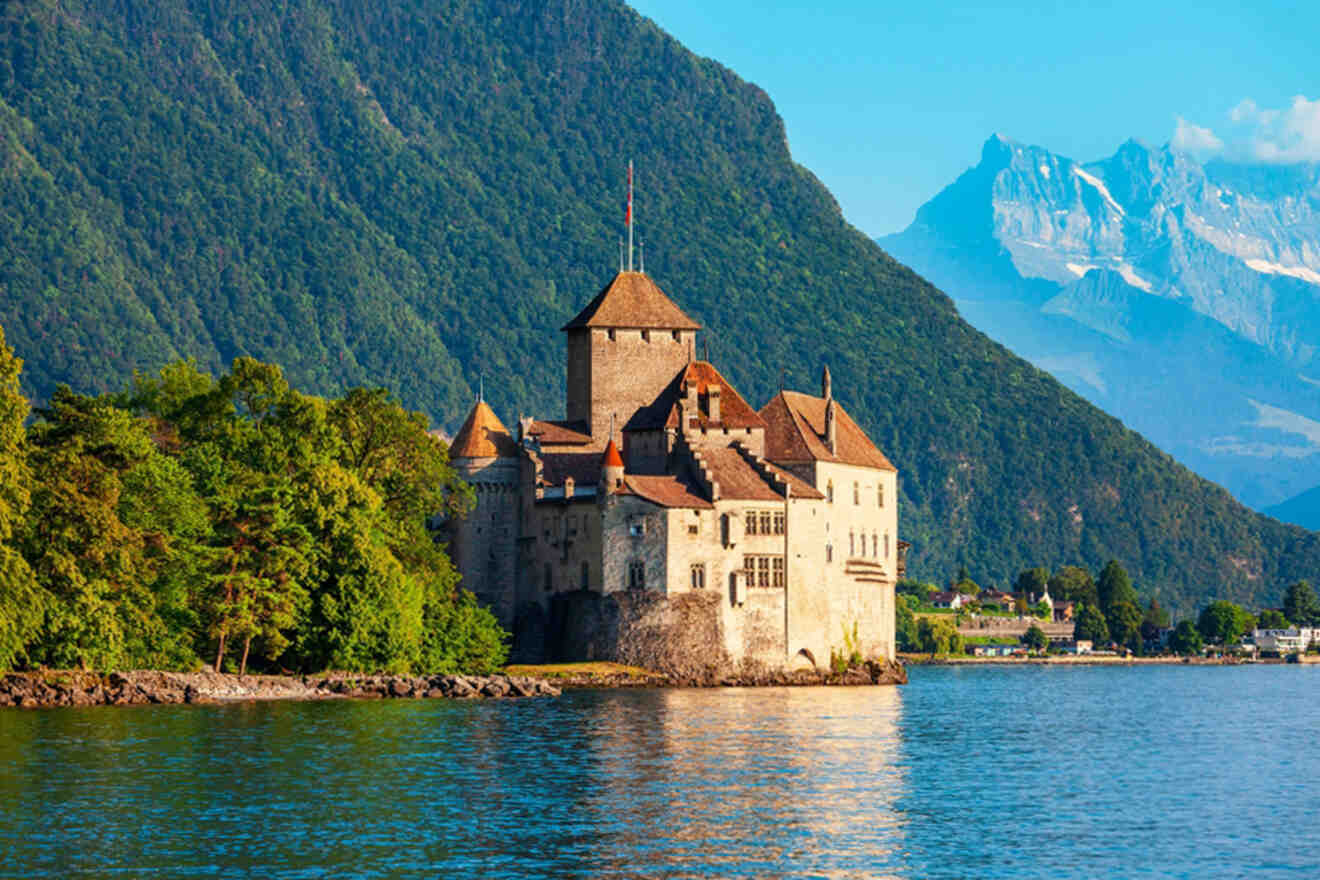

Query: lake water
[[2, 665, 1318, 878]]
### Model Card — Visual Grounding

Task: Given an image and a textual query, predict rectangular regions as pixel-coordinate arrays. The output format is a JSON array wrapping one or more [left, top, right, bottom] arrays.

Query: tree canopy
[[0, 348, 503, 675]]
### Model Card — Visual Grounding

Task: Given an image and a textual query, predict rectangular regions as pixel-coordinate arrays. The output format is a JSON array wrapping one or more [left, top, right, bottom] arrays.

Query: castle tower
[[600, 435, 625, 494], [561, 271, 701, 442], [447, 397, 521, 630]]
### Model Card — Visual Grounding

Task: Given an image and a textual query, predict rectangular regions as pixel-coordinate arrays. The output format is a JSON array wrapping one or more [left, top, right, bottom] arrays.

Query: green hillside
[[1, 0, 1316, 614]]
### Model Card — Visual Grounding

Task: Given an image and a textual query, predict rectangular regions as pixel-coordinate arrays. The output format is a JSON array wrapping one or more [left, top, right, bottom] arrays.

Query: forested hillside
[[1, 0, 1317, 613]]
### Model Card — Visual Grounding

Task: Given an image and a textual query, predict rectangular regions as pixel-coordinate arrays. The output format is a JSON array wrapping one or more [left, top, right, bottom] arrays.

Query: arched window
[[849, 532, 855, 556], [826, 481, 834, 503], [853, 482, 860, 505]]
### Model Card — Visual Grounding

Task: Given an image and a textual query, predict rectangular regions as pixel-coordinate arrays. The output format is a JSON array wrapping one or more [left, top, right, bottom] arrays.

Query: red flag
[[625, 163, 633, 225]]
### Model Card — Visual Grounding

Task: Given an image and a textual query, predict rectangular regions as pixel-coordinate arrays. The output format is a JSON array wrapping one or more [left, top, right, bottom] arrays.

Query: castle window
[[672, 330, 681, 342], [757, 557, 770, 587], [629, 519, 646, 537], [853, 482, 860, 505], [567, 515, 577, 536], [826, 481, 834, 503], [872, 533, 878, 557], [628, 561, 645, 590], [581, 561, 590, 590], [826, 544, 833, 563], [745, 511, 759, 536], [772, 557, 784, 588], [690, 564, 706, 590], [878, 485, 885, 508], [743, 555, 755, 584], [772, 511, 785, 535], [885, 533, 890, 558], [688, 523, 699, 535], [544, 564, 553, 593], [759, 511, 772, 535], [849, 532, 855, 556], [608, 329, 616, 341]]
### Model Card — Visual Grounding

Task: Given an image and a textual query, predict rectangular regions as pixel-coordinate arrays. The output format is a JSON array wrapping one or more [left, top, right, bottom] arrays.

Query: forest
[[1, 0, 1318, 614], [0, 324, 506, 674]]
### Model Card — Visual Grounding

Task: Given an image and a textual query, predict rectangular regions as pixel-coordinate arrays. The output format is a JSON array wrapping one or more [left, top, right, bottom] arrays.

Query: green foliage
[[1022, 624, 1048, 652], [916, 617, 963, 656], [897, 579, 937, 602], [1197, 600, 1252, 647], [1141, 597, 1171, 643], [1014, 567, 1049, 599], [0, 325, 40, 669], [830, 621, 864, 674], [1073, 602, 1110, 645], [1283, 581, 1320, 627], [895, 594, 918, 651], [1257, 608, 1289, 629], [0, 345, 506, 674], [0, 0, 1316, 617], [1168, 620, 1204, 656], [1048, 566, 1098, 606]]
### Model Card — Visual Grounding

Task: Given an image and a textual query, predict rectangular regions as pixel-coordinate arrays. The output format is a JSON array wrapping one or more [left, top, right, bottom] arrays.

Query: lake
[[1, 665, 1317, 878]]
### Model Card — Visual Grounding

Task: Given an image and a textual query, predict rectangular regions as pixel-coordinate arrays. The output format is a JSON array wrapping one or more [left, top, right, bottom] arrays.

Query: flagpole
[[627, 160, 634, 272]]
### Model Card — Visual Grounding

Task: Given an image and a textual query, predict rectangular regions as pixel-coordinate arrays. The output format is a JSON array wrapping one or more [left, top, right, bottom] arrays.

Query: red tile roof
[[527, 419, 593, 446], [759, 391, 895, 471], [601, 438, 624, 468], [625, 361, 767, 432], [562, 271, 701, 331], [622, 475, 714, 509], [449, 401, 519, 459], [762, 460, 826, 500], [538, 452, 601, 487], [698, 448, 783, 501]]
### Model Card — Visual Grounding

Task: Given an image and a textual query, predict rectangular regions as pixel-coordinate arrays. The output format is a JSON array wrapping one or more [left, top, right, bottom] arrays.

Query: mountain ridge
[[1, 0, 1317, 613]]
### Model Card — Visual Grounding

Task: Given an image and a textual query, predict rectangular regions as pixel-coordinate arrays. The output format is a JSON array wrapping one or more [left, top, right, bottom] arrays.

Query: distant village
[[900, 567, 1320, 662]]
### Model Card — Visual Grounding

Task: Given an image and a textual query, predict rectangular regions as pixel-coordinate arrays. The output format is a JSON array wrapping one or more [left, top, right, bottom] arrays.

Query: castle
[[446, 268, 904, 673]]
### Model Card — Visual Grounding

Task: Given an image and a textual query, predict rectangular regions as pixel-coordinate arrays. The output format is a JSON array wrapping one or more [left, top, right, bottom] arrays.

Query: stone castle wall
[[566, 327, 695, 440]]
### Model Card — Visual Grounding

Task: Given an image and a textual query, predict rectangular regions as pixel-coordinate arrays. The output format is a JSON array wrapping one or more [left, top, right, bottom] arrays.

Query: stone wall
[[548, 589, 731, 680], [449, 455, 520, 631], [567, 327, 694, 440]]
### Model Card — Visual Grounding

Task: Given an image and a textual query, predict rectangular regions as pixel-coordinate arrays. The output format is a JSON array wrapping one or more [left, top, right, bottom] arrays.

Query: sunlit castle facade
[[447, 202, 903, 672]]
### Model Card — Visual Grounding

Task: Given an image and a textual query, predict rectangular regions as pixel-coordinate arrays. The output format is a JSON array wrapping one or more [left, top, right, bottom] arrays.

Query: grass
[[502, 662, 663, 681]]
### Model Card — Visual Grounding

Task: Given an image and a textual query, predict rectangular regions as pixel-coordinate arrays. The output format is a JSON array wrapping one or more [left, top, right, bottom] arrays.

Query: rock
[[480, 678, 510, 698], [423, 688, 446, 699], [388, 679, 413, 698]]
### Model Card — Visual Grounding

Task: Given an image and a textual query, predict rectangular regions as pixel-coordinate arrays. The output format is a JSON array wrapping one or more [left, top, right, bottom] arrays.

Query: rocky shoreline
[[0, 669, 561, 709], [528, 658, 909, 689]]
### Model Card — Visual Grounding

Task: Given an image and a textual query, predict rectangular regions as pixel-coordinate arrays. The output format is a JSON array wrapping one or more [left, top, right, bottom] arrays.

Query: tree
[[1197, 600, 1251, 647], [917, 617, 963, 655], [1257, 608, 1289, 629], [1015, 567, 1049, 601], [1168, 620, 1203, 656], [1108, 600, 1144, 652], [1049, 565, 1098, 606], [895, 594, 918, 651], [0, 325, 41, 670], [897, 579, 937, 603], [1022, 624, 1048, 653], [1283, 581, 1320, 627], [1073, 602, 1110, 644], [1141, 597, 1172, 644]]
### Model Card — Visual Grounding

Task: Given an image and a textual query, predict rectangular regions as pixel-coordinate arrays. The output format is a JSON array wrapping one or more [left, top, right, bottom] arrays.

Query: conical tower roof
[[601, 437, 625, 468], [450, 400, 519, 459], [561, 271, 701, 331]]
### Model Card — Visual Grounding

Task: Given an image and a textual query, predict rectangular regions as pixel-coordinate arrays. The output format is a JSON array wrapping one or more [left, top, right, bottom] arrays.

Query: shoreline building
[[447, 268, 903, 672]]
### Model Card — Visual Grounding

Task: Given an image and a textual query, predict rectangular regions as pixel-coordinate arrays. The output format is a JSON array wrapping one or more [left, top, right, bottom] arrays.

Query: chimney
[[708, 385, 721, 423], [825, 398, 838, 454], [684, 377, 699, 430], [822, 364, 832, 402]]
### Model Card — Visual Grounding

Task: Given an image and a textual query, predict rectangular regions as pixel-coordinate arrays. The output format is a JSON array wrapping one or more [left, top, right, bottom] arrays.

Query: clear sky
[[628, 0, 1320, 236]]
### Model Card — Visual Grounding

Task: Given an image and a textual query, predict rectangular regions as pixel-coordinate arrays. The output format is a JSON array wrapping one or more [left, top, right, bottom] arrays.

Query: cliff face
[[2, 0, 1318, 612], [884, 135, 1320, 513]]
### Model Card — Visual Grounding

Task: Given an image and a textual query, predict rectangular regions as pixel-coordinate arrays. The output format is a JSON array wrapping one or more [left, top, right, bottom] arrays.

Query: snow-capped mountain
[[880, 135, 1320, 515]]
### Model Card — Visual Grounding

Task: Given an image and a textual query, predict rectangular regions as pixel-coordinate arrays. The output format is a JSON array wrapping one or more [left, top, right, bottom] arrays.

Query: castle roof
[[527, 419, 593, 446], [561, 271, 701, 331], [625, 361, 767, 432], [621, 474, 714, 509], [601, 438, 624, 468], [450, 400, 519, 459], [759, 391, 896, 471]]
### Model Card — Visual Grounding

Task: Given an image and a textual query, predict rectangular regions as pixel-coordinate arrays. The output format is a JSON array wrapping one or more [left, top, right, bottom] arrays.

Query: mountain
[[881, 135, 1320, 511], [1, 0, 1317, 614], [1265, 485, 1320, 532]]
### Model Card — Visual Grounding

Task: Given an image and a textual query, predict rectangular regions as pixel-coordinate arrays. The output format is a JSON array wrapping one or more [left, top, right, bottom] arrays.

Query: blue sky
[[628, 0, 1320, 236]]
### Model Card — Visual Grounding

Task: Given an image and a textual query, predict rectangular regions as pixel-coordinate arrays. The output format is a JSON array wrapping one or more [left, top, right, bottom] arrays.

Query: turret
[[601, 437, 625, 494]]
